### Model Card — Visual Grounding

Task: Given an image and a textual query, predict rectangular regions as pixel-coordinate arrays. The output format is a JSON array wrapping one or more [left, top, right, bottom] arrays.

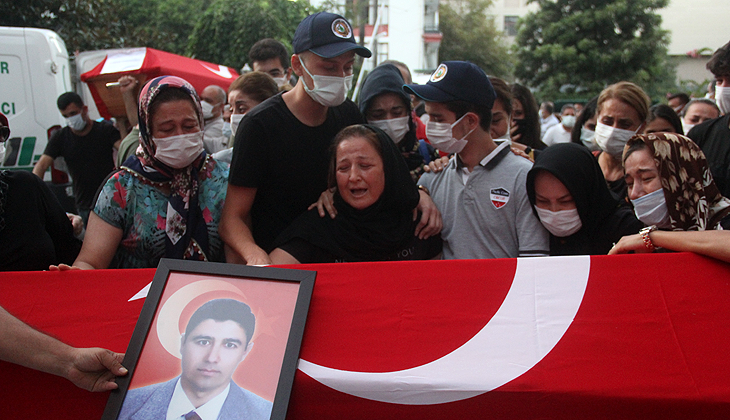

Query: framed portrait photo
[[102, 259, 316, 420]]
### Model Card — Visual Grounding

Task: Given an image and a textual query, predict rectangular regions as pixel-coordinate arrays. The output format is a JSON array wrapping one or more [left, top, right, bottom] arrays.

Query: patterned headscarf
[[122, 75, 212, 261], [624, 132, 730, 231]]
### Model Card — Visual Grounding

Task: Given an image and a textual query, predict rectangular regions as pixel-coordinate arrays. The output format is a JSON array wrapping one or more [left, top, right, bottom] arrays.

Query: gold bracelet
[[640, 225, 657, 252]]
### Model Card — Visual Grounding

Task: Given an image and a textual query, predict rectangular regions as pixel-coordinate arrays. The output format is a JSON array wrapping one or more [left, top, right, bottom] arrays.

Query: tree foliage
[[438, 0, 512, 78], [2, 0, 314, 68], [186, 0, 316, 69], [513, 0, 675, 102]]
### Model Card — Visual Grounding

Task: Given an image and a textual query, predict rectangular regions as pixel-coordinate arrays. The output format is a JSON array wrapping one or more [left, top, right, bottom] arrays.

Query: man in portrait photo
[[118, 299, 273, 420]]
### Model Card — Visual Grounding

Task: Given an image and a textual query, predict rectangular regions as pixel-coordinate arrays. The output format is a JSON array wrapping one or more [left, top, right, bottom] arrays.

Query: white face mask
[[594, 122, 636, 158], [300, 59, 352, 107], [272, 76, 288, 88], [579, 127, 597, 150], [631, 188, 671, 228], [681, 120, 695, 135], [66, 113, 87, 132], [221, 121, 232, 138], [426, 113, 475, 154], [230, 113, 245, 136], [153, 131, 204, 169], [561, 115, 576, 128], [715, 85, 730, 115], [535, 207, 583, 237], [369, 116, 410, 144], [200, 101, 217, 120]]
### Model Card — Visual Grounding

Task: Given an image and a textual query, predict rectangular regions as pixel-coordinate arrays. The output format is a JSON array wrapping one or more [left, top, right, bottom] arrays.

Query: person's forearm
[[220, 214, 267, 264], [651, 230, 730, 263], [0, 307, 76, 379], [121, 93, 138, 126]]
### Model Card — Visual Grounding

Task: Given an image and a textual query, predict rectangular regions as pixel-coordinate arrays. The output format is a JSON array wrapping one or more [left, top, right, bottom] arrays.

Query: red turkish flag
[[288, 254, 730, 419]]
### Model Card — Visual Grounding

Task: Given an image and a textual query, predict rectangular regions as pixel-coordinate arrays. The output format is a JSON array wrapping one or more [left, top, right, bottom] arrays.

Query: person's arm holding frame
[[0, 306, 127, 392]]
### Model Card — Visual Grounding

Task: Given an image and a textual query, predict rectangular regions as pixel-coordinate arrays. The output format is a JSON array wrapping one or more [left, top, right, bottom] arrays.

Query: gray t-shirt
[[418, 142, 549, 259]]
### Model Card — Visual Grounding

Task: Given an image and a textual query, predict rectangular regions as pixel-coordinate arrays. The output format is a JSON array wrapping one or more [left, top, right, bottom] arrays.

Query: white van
[[0, 26, 71, 172]]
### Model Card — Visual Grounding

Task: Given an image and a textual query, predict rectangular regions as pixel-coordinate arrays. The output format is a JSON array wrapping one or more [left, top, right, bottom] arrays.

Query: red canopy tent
[[80, 48, 239, 119]]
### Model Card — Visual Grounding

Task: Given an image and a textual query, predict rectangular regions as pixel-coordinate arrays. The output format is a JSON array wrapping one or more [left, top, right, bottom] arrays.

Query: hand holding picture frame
[[102, 259, 315, 420]]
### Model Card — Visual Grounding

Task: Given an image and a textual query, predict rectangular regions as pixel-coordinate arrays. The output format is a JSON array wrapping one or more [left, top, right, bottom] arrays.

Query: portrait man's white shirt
[[166, 378, 230, 420]]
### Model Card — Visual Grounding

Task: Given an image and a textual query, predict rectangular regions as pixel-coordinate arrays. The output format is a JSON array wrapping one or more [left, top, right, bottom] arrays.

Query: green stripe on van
[[17, 137, 36, 166]]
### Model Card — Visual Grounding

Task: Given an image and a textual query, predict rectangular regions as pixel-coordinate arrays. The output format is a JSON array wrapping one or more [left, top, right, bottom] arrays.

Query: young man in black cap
[[222, 12, 442, 265], [406, 61, 549, 259]]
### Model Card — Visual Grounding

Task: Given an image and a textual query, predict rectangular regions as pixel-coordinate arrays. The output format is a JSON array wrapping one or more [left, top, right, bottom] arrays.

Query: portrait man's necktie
[[184, 410, 202, 420]]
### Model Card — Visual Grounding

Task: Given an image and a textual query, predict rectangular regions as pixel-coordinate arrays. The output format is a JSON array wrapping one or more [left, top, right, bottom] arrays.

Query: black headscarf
[[526, 143, 642, 255], [273, 125, 420, 262], [358, 64, 424, 171]]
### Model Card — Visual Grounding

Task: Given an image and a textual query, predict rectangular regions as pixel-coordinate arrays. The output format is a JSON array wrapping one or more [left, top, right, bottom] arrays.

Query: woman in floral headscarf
[[609, 132, 730, 262], [53, 76, 229, 269]]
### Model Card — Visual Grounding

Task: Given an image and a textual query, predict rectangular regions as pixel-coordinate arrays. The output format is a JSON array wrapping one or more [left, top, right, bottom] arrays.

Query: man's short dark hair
[[707, 40, 730, 78], [540, 101, 554, 114], [667, 92, 690, 105], [248, 38, 290, 70], [57, 92, 84, 110], [184, 299, 256, 346], [445, 100, 493, 131], [560, 104, 575, 114]]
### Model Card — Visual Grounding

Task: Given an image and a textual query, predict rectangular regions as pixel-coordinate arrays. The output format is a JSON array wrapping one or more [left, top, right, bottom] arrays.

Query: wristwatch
[[640, 225, 658, 252]]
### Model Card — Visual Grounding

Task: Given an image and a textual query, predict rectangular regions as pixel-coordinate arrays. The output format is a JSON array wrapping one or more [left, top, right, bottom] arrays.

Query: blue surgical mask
[[580, 127, 598, 150], [631, 188, 671, 228]]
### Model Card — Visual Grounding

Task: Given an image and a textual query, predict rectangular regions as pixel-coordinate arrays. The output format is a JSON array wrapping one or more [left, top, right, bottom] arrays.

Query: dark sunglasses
[[0, 125, 9, 142]]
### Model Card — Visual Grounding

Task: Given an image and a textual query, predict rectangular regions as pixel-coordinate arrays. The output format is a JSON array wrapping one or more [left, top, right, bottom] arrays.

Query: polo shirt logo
[[490, 188, 510, 209]]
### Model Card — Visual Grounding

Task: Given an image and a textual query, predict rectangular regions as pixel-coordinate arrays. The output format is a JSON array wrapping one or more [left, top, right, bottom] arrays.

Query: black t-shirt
[[44, 121, 120, 210], [229, 93, 364, 252], [278, 234, 442, 263], [687, 114, 730, 198], [0, 170, 81, 271]]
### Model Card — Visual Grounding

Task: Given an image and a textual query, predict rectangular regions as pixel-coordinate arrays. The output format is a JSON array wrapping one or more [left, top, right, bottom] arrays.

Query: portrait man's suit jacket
[[118, 377, 273, 420]]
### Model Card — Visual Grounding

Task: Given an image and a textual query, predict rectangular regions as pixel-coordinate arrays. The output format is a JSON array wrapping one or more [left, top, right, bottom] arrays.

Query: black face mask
[[512, 118, 526, 138]]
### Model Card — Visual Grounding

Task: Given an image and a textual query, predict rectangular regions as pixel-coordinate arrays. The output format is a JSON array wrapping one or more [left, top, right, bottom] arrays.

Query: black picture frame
[[101, 259, 316, 420]]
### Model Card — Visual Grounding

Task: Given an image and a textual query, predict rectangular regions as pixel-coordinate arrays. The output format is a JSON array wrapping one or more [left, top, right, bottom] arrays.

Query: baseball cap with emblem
[[293, 12, 372, 59], [403, 61, 496, 109]]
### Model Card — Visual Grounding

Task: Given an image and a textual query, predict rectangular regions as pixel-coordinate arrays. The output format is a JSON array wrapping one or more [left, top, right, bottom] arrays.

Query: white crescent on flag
[[201, 64, 234, 79], [298, 256, 591, 405]]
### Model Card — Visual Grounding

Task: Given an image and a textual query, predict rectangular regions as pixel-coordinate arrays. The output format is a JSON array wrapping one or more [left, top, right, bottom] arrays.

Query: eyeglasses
[[0, 125, 9, 142]]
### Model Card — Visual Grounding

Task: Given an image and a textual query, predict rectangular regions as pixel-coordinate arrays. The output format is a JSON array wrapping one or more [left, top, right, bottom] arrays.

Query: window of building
[[504, 15, 519, 37]]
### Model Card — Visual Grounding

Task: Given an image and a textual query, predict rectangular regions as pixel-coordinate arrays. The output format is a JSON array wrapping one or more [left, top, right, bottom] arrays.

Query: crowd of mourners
[[3, 11, 730, 273], [3, 11, 730, 395]]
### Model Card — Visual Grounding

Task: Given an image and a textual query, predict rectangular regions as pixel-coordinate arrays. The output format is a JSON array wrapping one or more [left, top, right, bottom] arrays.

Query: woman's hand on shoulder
[[422, 156, 450, 174], [414, 190, 442, 239], [308, 188, 337, 219]]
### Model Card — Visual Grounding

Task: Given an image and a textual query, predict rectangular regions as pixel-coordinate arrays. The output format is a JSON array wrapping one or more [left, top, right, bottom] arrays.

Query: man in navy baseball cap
[[404, 61, 495, 108], [222, 12, 441, 264], [292, 12, 372, 59], [409, 61, 549, 261]]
